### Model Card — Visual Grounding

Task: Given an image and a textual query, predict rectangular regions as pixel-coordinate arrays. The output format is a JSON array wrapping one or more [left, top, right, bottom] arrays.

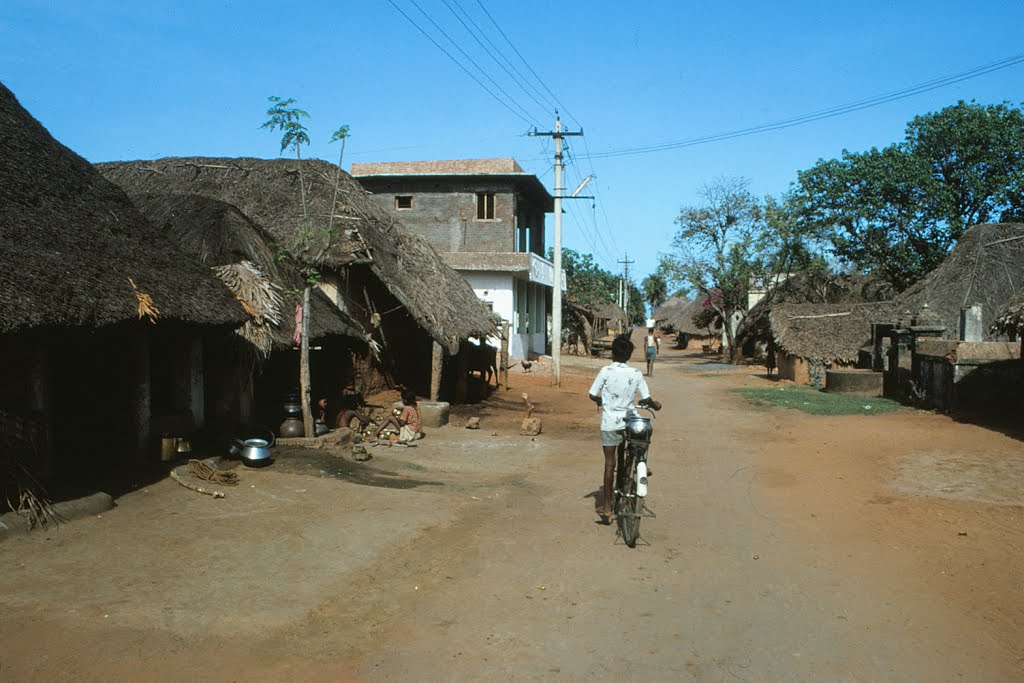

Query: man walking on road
[[588, 336, 661, 522], [644, 327, 660, 377]]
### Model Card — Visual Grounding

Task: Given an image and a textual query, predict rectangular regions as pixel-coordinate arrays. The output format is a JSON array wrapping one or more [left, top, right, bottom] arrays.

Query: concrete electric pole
[[532, 114, 583, 387], [618, 253, 634, 326]]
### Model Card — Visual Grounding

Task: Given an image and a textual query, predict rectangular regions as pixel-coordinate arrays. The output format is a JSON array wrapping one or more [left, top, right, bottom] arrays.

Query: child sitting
[[373, 389, 423, 443]]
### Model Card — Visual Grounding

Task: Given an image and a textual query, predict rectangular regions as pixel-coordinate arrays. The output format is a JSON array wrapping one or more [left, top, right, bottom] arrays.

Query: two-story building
[[351, 158, 559, 359]]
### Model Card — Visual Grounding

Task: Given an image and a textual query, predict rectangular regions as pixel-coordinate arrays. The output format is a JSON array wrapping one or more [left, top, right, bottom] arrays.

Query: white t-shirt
[[589, 362, 651, 431]]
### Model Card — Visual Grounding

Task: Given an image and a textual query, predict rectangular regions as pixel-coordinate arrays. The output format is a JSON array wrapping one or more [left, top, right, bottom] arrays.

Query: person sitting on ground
[[588, 336, 661, 523], [335, 382, 372, 433], [373, 388, 423, 443]]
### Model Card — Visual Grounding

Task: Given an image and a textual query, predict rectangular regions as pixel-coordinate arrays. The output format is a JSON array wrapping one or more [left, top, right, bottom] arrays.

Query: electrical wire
[[386, 0, 537, 127], [443, 0, 557, 118], [581, 51, 1024, 159], [474, 0, 578, 126], [406, 0, 540, 125]]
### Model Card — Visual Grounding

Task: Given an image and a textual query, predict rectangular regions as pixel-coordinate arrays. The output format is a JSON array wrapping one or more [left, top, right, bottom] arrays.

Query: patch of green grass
[[735, 385, 901, 415], [403, 462, 427, 471]]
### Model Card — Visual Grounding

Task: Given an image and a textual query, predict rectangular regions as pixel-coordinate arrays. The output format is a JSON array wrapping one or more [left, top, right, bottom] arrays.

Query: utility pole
[[618, 253, 634, 327], [532, 113, 583, 387]]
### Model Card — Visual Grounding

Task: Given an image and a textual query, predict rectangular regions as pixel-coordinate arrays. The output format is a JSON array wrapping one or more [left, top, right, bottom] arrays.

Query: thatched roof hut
[[894, 223, 1024, 340], [653, 295, 719, 336], [592, 300, 626, 326], [0, 83, 244, 335], [991, 292, 1024, 338], [126, 193, 366, 354], [739, 272, 894, 348], [768, 302, 896, 363], [97, 157, 496, 354]]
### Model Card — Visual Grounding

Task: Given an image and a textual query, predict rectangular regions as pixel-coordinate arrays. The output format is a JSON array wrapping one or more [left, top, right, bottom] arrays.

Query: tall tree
[[641, 271, 669, 311], [669, 177, 762, 362], [794, 100, 1024, 290], [549, 247, 621, 347], [261, 96, 316, 437]]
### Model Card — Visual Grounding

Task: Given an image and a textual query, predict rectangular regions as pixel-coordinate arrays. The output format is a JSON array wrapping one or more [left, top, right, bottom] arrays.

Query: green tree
[[794, 100, 1024, 290], [261, 96, 317, 436], [669, 176, 762, 362], [327, 124, 351, 238], [549, 248, 621, 349], [641, 272, 668, 311]]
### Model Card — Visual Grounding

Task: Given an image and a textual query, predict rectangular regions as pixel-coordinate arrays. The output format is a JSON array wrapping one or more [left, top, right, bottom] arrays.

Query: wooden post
[[500, 323, 510, 391], [430, 340, 443, 401], [300, 286, 314, 437], [131, 328, 152, 457], [188, 335, 205, 430], [455, 343, 468, 404], [27, 346, 54, 478]]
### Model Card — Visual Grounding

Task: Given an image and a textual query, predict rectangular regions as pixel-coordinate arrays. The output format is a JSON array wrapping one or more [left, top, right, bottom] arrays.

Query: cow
[[463, 340, 498, 387]]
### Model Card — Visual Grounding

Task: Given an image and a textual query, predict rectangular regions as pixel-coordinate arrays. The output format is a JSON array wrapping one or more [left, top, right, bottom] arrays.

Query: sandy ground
[[1, 332, 1022, 681]]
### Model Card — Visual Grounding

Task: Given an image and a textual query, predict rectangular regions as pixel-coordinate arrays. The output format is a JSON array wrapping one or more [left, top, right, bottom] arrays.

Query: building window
[[476, 192, 495, 220], [395, 195, 413, 210]]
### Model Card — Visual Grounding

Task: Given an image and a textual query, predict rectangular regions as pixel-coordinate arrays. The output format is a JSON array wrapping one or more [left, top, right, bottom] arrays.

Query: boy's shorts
[[601, 430, 624, 447], [645, 347, 656, 360]]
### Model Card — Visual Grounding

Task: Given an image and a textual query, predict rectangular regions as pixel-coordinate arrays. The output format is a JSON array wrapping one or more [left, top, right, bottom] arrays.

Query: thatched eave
[[98, 158, 497, 353], [0, 82, 245, 334]]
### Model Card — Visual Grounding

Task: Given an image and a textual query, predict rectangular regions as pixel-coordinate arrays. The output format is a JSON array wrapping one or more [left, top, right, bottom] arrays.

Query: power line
[[443, 0, 558, 117], [385, 0, 537, 127], [406, 0, 540, 125], [474, 0, 579, 126], [580, 51, 1024, 160]]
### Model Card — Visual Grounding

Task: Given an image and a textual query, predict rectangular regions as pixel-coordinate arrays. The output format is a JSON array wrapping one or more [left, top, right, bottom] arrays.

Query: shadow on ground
[[268, 446, 443, 490]]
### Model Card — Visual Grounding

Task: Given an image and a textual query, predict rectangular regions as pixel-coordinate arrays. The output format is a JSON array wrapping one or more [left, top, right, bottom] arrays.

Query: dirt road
[[2, 341, 1022, 681]]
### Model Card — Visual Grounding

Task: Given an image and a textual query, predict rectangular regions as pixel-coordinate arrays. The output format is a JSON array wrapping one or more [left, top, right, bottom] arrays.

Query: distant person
[[644, 327, 660, 377], [588, 336, 661, 523]]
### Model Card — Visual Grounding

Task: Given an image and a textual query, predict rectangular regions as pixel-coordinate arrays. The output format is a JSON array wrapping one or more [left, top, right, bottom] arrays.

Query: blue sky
[[2, 0, 1022, 283]]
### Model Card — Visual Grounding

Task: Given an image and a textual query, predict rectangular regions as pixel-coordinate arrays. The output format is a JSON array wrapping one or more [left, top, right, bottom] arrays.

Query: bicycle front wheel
[[617, 455, 642, 548]]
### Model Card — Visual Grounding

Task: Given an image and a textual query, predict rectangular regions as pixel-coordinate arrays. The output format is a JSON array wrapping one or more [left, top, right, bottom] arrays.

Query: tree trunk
[[300, 286, 314, 436]]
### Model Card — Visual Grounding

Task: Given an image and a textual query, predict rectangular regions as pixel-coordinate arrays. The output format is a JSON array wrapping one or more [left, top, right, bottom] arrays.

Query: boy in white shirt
[[588, 335, 661, 522]]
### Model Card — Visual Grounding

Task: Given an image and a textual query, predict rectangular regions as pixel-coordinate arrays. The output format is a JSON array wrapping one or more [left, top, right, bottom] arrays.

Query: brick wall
[[357, 177, 543, 254]]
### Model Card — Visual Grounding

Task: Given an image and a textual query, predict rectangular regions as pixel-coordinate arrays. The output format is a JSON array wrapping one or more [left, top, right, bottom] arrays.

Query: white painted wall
[[461, 271, 551, 360]]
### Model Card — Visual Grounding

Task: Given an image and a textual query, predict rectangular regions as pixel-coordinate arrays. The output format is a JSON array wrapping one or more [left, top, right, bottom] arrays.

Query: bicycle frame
[[614, 405, 657, 547]]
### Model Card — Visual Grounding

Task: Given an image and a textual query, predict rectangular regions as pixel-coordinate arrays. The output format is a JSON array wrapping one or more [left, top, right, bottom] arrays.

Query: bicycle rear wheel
[[616, 452, 642, 548]]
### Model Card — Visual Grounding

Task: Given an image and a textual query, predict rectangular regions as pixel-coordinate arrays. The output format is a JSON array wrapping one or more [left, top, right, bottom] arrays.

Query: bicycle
[[614, 401, 658, 548]]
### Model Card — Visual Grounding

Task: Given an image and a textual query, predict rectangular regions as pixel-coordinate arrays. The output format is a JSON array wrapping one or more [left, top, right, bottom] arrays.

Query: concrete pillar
[[960, 304, 984, 342]]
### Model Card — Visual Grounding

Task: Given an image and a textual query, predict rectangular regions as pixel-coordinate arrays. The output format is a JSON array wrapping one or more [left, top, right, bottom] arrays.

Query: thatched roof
[[739, 272, 894, 348], [769, 302, 897, 362], [652, 295, 719, 336], [0, 82, 244, 335], [991, 292, 1024, 336], [591, 300, 626, 323], [894, 223, 1024, 340], [126, 193, 367, 353], [97, 158, 496, 353]]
